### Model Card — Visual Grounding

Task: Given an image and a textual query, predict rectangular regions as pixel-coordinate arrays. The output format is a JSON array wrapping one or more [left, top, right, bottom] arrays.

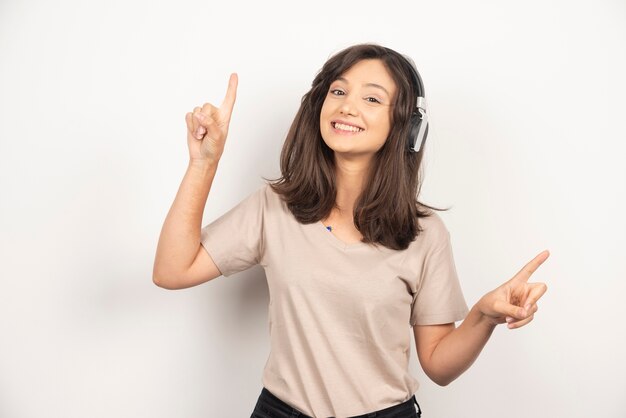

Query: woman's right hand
[[185, 73, 238, 164]]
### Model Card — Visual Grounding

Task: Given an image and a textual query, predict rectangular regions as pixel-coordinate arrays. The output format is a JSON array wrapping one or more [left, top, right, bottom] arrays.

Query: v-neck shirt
[[200, 183, 468, 417]]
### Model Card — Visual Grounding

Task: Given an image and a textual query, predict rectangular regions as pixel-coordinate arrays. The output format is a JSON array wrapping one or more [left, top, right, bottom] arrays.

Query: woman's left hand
[[476, 250, 550, 329]]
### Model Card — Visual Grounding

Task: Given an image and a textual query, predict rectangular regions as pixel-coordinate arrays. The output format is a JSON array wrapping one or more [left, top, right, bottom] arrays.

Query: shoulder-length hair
[[265, 43, 449, 251]]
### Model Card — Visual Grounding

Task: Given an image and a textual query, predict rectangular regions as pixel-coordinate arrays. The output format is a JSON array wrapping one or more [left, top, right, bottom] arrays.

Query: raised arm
[[152, 74, 238, 289]]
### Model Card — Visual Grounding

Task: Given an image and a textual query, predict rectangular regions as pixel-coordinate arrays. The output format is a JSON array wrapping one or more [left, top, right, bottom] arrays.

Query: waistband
[[258, 387, 422, 418]]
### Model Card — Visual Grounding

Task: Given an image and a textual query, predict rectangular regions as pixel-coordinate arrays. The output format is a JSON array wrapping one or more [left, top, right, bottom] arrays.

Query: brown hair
[[264, 43, 449, 251]]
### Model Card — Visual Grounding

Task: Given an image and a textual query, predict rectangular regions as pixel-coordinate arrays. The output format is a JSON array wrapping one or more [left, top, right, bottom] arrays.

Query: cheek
[[371, 111, 391, 133], [319, 105, 329, 139], [320, 102, 333, 131], [320, 100, 331, 120], [384, 120, 393, 136], [381, 112, 393, 135]]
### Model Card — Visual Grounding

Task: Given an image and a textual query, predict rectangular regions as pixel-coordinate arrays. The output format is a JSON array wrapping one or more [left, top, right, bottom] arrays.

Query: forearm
[[153, 159, 218, 278], [426, 305, 496, 386]]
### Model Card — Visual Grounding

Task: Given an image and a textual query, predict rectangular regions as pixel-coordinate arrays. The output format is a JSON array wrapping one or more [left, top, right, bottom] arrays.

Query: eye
[[365, 97, 381, 104], [329, 88, 345, 96]]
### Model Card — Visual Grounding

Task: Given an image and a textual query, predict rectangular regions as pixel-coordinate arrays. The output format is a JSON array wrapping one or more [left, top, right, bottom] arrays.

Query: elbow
[[152, 269, 178, 290], [153, 267, 199, 290], [432, 377, 453, 387], [424, 369, 457, 387], [152, 273, 168, 289]]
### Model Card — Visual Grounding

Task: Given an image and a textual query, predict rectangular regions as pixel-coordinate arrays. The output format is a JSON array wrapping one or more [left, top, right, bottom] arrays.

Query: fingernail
[[524, 304, 532, 312], [506, 316, 513, 323]]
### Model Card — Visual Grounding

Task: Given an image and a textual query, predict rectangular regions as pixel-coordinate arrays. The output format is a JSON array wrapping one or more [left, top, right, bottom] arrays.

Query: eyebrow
[[335, 77, 391, 98]]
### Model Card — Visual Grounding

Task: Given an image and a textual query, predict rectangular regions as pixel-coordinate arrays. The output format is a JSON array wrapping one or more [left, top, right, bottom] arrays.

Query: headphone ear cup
[[407, 111, 428, 153]]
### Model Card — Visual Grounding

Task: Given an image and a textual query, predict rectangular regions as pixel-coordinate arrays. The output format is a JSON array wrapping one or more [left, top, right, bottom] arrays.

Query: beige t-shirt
[[200, 183, 468, 418]]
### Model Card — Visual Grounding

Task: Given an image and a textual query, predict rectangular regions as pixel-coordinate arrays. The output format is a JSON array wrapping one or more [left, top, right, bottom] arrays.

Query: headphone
[[386, 49, 429, 153]]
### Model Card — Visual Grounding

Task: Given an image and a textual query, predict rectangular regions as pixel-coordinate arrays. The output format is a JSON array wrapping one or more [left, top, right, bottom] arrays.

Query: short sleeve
[[200, 184, 267, 277], [409, 226, 469, 326]]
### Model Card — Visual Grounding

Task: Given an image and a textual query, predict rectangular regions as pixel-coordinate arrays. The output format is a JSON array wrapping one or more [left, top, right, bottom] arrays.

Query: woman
[[153, 44, 549, 418]]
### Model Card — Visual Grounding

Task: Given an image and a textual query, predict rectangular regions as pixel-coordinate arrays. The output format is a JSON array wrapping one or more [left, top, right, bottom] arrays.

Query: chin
[[321, 136, 351, 154], [322, 137, 380, 157]]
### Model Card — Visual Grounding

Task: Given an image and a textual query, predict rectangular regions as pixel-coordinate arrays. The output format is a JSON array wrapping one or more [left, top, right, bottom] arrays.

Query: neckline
[[315, 220, 369, 251]]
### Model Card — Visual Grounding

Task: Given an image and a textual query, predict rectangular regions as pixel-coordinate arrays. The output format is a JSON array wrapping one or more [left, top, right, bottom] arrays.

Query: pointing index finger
[[510, 250, 550, 284], [220, 72, 238, 119]]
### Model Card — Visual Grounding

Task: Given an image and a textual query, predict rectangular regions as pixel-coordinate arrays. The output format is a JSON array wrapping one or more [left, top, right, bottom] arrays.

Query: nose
[[339, 93, 358, 116]]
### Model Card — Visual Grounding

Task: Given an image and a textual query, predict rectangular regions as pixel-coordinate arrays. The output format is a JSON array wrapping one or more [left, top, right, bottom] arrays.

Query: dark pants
[[251, 387, 422, 418]]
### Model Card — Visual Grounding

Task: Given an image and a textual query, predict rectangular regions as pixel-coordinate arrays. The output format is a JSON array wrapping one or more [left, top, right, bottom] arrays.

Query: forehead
[[334, 59, 396, 95]]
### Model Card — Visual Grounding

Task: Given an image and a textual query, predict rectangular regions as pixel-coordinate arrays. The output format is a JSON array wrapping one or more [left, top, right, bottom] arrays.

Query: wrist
[[189, 158, 219, 172], [470, 304, 499, 330]]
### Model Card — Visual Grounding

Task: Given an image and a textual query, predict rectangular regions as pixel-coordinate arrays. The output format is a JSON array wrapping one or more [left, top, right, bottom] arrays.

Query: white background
[[1, 0, 625, 417]]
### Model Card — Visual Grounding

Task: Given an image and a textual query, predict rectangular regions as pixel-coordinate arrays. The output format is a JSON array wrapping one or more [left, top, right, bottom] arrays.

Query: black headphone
[[386, 49, 429, 153], [406, 61, 428, 153]]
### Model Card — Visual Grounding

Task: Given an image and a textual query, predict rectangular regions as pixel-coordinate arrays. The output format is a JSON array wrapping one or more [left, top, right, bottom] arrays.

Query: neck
[[333, 154, 371, 215]]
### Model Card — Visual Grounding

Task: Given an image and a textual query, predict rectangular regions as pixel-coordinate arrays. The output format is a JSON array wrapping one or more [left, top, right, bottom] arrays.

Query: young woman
[[153, 44, 549, 418]]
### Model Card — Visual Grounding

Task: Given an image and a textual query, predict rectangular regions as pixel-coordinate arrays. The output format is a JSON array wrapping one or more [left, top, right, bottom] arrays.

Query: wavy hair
[[265, 43, 448, 251]]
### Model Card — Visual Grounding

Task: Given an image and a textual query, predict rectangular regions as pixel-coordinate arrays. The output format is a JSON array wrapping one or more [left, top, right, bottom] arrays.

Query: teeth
[[333, 122, 363, 132]]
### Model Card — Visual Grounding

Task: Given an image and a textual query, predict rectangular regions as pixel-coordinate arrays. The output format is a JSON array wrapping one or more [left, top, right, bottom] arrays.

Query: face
[[320, 59, 397, 160]]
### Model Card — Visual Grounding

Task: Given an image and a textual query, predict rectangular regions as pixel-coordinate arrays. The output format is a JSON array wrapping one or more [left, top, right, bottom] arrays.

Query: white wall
[[1, 0, 624, 417]]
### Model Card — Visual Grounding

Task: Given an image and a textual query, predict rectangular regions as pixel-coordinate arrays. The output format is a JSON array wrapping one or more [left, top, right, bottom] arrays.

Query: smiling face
[[320, 59, 397, 161]]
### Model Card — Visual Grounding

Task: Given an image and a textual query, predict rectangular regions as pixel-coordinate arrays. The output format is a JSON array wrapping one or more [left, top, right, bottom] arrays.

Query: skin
[[156, 63, 549, 387]]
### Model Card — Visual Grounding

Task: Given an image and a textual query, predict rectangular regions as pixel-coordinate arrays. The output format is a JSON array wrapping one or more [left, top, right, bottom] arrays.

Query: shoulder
[[243, 182, 275, 202], [409, 211, 452, 253], [249, 182, 289, 215], [419, 211, 451, 237], [222, 182, 275, 216], [258, 182, 280, 205]]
